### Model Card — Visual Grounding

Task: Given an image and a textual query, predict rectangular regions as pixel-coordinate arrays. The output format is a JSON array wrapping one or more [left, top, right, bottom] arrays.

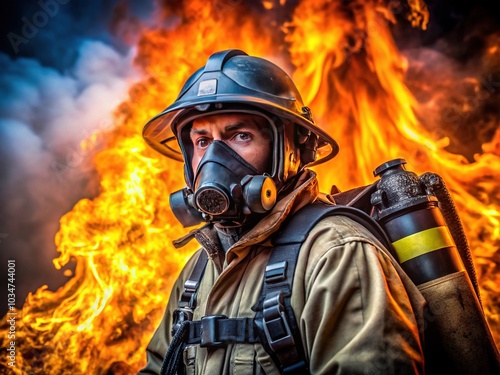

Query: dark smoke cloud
[[0, 0, 154, 316], [403, 45, 500, 161], [393, 0, 500, 160]]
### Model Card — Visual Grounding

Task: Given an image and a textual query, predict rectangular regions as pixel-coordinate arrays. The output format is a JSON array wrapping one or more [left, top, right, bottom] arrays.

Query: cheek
[[262, 141, 273, 170], [191, 154, 201, 173], [248, 139, 272, 173]]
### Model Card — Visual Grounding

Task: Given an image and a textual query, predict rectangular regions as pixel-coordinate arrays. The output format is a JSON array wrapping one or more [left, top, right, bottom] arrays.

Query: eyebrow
[[224, 122, 249, 132], [190, 128, 208, 136], [190, 120, 259, 136]]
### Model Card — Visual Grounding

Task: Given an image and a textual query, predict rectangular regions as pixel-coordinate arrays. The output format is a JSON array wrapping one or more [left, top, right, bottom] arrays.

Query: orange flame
[[1, 1, 499, 373]]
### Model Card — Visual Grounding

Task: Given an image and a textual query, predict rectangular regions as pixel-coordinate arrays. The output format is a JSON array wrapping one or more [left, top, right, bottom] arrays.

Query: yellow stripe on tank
[[392, 226, 456, 263]]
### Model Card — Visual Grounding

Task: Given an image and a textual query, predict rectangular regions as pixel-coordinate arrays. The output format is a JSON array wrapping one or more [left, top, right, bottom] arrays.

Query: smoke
[[0, 40, 140, 315], [0, 0, 156, 316], [394, 0, 500, 161], [403, 45, 500, 161]]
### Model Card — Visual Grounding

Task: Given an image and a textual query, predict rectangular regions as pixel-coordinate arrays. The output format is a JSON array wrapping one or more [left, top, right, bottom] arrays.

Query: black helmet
[[143, 49, 339, 187]]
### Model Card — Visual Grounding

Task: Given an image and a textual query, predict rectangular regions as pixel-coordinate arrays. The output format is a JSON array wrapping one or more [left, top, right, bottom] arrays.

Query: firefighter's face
[[189, 113, 273, 174]]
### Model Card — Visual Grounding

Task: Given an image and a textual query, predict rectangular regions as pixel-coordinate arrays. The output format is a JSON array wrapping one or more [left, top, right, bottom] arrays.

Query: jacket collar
[[225, 169, 319, 264]]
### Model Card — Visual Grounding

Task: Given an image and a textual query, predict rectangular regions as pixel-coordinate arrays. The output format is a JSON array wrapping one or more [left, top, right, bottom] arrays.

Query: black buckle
[[265, 261, 287, 283], [179, 280, 199, 309], [262, 292, 295, 352], [200, 315, 227, 347], [171, 308, 193, 336]]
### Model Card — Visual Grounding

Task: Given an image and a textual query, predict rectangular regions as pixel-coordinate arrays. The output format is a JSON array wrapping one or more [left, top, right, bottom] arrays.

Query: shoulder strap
[[163, 250, 209, 375], [254, 200, 395, 374], [274, 200, 394, 251], [180, 250, 208, 310], [171, 250, 208, 337]]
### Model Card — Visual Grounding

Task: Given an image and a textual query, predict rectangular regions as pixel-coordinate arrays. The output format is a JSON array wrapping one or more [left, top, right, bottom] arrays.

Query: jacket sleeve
[[138, 250, 204, 375], [295, 216, 425, 375]]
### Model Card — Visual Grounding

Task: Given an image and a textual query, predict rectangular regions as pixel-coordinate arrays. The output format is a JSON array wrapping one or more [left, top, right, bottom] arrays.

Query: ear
[[295, 124, 310, 145], [294, 125, 317, 165], [299, 132, 318, 165]]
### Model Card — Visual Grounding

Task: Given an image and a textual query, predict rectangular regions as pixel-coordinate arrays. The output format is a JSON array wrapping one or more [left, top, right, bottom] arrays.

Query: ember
[[1, 1, 498, 373]]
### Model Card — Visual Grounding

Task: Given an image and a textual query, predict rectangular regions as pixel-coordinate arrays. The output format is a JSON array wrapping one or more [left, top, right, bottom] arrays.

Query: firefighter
[[138, 49, 426, 375]]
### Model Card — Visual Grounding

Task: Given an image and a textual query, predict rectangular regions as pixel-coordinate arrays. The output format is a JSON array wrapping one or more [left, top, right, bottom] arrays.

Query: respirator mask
[[169, 119, 278, 227]]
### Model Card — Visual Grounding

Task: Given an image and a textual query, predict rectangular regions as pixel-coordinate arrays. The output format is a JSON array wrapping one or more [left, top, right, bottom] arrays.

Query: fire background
[[0, 0, 499, 373]]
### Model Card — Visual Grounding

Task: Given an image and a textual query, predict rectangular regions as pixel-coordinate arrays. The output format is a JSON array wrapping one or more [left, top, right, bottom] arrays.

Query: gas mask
[[169, 140, 277, 227]]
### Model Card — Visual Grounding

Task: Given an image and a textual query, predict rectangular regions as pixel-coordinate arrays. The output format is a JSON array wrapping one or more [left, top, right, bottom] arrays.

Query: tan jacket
[[139, 170, 426, 374]]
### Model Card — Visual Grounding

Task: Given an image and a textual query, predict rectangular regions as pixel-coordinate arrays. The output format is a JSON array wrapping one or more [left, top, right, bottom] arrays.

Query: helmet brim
[[143, 95, 340, 166]]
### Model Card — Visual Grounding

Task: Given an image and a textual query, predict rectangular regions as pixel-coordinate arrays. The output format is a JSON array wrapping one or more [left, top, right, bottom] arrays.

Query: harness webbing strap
[[253, 241, 308, 375], [273, 201, 393, 251], [171, 250, 209, 338], [186, 317, 261, 346], [178, 250, 208, 310], [162, 248, 210, 375]]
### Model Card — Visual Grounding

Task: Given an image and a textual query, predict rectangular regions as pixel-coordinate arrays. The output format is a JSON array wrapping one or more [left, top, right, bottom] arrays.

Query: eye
[[234, 132, 251, 141], [195, 137, 211, 149]]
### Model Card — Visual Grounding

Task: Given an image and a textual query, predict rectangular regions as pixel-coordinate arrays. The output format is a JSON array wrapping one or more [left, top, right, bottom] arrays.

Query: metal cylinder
[[371, 159, 500, 374], [371, 159, 464, 285], [420, 172, 482, 303]]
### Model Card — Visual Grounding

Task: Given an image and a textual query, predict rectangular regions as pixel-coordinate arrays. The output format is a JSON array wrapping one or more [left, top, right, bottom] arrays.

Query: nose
[[191, 132, 224, 173], [211, 130, 223, 142]]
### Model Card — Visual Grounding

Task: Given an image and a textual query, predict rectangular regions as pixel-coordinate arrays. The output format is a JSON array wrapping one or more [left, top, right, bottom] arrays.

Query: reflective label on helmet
[[198, 79, 217, 96]]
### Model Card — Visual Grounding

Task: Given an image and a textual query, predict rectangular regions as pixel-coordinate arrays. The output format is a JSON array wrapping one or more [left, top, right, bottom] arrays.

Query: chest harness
[[161, 197, 394, 375]]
